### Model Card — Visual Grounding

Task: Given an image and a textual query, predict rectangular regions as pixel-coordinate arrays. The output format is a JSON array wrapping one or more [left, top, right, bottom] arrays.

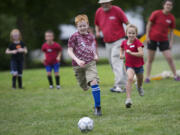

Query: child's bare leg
[[126, 68, 135, 99], [136, 73, 144, 96], [136, 73, 143, 88]]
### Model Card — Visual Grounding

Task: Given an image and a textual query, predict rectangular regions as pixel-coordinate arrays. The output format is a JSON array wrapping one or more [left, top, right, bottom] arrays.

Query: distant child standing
[[5, 29, 28, 89], [120, 24, 144, 108], [41, 30, 62, 89], [68, 14, 102, 116]]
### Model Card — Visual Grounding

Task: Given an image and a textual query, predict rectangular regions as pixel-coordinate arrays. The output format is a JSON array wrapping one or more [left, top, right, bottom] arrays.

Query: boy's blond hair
[[10, 29, 22, 41], [75, 14, 89, 26], [126, 24, 138, 35]]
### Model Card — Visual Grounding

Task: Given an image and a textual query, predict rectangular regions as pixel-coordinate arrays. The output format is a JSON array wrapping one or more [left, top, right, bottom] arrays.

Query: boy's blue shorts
[[126, 66, 144, 74], [45, 63, 60, 73]]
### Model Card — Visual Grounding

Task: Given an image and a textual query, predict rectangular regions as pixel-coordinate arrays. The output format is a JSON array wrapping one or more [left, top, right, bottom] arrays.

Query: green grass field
[[0, 59, 180, 135]]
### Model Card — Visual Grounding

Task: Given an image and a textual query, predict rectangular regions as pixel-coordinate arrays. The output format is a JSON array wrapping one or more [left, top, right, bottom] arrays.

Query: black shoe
[[94, 107, 102, 116], [19, 87, 24, 89]]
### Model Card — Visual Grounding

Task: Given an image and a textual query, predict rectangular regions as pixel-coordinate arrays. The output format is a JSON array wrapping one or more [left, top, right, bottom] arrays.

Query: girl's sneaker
[[174, 76, 180, 81], [56, 85, 61, 89], [125, 98, 132, 108], [135, 82, 144, 96], [144, 78, 150, 83], [49, 85, 53, 89], [138, 87, 144, 96]]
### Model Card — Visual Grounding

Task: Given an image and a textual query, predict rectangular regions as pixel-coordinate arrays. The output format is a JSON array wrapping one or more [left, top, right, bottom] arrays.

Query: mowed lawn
[[0, 59, 180, 135]]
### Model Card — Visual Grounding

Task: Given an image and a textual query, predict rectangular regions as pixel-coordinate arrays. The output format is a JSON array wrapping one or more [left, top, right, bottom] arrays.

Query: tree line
[[0, 0, 180, 69]]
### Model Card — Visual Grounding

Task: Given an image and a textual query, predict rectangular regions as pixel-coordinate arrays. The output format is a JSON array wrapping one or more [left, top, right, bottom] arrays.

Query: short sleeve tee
[[68, 32, 96, 66], [95, 5, 128, 43], [149, 10, 175, 41], [121, 39, 144, 68], [41, 42, 62, 66], [8, 41, 25, 61]]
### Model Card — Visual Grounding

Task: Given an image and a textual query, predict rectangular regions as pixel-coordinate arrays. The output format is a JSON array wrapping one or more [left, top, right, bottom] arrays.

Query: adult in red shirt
[[95, 0, 129, 92], [42, 30, 62, 89], [145, 0, 180, 82]]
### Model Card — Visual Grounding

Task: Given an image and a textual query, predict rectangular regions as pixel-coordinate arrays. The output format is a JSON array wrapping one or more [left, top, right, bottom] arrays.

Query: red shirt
[[95, 6, 128, 43], [149, 10, 175, 41], [41, 42, 62, 66], [68, 32, 96, 66], [121, 39, 144, 68]]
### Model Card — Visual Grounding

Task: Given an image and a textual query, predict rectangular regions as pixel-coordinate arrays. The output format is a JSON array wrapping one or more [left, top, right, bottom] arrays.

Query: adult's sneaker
[[110, 86, 124, 93], [174, 76, 180, 81], [144, 78, 150, 83]]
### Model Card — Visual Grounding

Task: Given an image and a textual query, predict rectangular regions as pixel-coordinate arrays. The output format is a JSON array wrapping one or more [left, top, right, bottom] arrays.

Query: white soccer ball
[[78, 117, 94, 132]]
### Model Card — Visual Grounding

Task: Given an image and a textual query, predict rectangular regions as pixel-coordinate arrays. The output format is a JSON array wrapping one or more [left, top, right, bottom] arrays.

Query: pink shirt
[[121, 39, 144, 68], [95, 5, 128, 43], [68, 32, 96, 66], [42, 42, 62, 66], [149, 10, 175, 41]]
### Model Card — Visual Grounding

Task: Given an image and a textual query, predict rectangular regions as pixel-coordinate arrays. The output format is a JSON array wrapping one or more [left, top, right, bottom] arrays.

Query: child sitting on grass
[[68, 14, 102, 116], [120, 24, 144, 108]]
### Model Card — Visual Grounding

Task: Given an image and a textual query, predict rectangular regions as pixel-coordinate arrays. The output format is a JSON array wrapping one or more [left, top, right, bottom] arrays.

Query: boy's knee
[[55, 72, 59, 76], [47, 72, 52, 76]]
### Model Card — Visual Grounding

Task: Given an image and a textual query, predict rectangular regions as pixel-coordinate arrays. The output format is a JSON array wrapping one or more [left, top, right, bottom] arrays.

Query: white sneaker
[[56, 85, 61, 89], [113, 86, 124, 93], [125, 98, 132, 108], [49, 85, 53, 89]]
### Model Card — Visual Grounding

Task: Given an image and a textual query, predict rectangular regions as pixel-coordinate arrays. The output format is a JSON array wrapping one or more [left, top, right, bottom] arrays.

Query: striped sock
[[91, 85, 101, 108]]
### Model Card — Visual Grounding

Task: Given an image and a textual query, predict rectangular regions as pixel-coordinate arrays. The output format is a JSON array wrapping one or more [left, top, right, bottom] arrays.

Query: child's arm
[[68, 47, 85, 67], [126, 47, 144, 57], [94, 53, 99, 61], [17, 47, 28, 54], [120, 48, 125, 59], [56, 52, 62, 62], [5, 48, 17, 54]]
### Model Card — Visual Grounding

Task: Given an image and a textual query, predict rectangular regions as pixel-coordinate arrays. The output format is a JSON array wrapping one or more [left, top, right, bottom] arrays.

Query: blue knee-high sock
[[91, 85, 101, 108]]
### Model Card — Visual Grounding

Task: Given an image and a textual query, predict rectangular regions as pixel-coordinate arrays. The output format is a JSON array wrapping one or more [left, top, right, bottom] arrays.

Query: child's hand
[[126, 49, 131, 54], [56, 57, 61, 62], [120, 55, 124, 59], [94, 55, 99, 61], [17, 48, 24, 53], [12, 50, 17, 54], [77, 59, 85, 67]]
